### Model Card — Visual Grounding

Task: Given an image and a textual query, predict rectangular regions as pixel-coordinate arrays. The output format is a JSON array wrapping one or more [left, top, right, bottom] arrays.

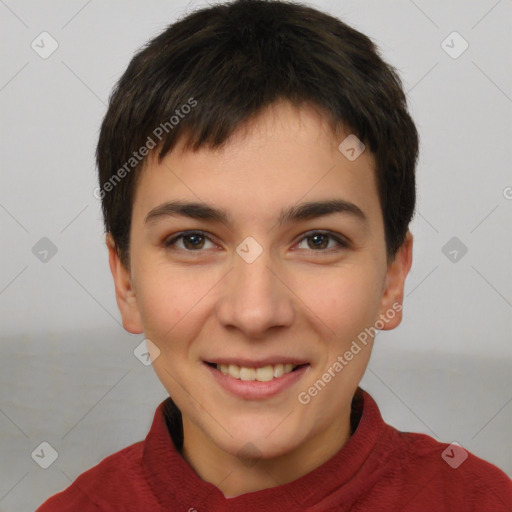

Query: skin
[[107, 100, 413, 497]]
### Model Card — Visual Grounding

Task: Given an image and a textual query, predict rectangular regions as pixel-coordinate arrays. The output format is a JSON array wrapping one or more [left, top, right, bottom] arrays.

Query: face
[[108, 101, 412, 470]]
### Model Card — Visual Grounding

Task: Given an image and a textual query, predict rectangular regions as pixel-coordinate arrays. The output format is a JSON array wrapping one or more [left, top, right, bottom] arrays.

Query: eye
[[163, 230, 349, 254], [164, 231, 217, 251], [295, 231, 349, 252]]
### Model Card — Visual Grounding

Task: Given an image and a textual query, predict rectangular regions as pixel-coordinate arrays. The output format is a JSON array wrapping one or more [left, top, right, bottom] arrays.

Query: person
[[37, 0, 512, 509]]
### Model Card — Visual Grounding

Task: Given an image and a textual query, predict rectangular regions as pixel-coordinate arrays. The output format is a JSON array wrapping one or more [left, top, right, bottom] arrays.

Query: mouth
[[204, 361, 309, 382], [203, 358, 310, 399]]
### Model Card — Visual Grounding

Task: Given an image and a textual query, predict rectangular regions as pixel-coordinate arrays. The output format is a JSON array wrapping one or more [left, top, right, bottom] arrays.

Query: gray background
[[1, 0, 511, 510]]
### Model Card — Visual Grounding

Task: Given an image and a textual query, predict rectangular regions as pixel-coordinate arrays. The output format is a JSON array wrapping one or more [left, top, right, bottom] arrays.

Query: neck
[[180, 406, 352, 497]]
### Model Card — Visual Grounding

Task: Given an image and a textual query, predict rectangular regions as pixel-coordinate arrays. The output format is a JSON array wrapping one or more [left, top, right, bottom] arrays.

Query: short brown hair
[[96, 0, 418, 267]]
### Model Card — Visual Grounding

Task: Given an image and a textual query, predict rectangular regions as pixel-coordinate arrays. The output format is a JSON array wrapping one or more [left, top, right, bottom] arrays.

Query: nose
[[215, 246, 295, 339]]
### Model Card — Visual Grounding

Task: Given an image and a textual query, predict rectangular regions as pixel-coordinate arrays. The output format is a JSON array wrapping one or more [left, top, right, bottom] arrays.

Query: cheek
[[134, 252, 206, 326], [133, 268, 195, 352], [132, 261, 228, 371], [296, 264, 383, 340], [137, 282, 182, 335]]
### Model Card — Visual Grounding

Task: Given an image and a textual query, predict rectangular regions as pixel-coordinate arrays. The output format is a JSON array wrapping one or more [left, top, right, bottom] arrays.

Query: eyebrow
[[144, 199, 368, 227]]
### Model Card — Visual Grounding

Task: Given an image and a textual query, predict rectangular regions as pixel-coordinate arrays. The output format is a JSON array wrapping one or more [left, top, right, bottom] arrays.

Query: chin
[[213, 414, 309, 461]]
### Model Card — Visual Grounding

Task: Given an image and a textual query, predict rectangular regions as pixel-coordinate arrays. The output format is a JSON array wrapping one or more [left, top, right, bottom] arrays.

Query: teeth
[[215, 362, 300, 381], [228, 364, 240, 379], [239, 367, 256, 381], [255, 365, 274, 382], [273, 364, 284, 378]]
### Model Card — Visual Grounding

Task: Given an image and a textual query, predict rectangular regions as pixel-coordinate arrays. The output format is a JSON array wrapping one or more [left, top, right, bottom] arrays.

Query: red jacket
[[37, 388, 512, 511]]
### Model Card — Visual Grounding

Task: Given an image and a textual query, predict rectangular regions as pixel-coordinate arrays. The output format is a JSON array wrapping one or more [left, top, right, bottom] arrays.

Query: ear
[[378, 231, 413, 330], [106, 233, 144, 334]]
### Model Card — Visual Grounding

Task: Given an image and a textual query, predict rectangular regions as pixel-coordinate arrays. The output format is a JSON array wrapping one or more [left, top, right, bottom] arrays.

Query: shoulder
[[36, 441, 146, 511], [392, 430, 512, 510]]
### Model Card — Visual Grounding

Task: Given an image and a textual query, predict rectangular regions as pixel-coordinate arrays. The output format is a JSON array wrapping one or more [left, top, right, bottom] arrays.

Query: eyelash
[[163, 230, 349, 255]]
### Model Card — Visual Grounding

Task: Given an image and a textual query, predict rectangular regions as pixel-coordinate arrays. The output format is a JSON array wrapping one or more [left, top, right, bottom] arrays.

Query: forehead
[[132, 102, 381, 229]]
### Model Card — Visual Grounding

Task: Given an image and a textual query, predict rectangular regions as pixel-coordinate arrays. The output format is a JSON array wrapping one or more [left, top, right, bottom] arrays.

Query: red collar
[[142, 387, 395, 510]]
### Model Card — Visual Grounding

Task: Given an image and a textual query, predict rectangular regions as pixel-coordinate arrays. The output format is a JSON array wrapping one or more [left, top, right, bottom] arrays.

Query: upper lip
[[204, 357, 310, 367]]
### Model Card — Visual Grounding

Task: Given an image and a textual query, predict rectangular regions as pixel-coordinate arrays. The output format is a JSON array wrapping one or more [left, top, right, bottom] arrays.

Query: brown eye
[[307, 233, 329, 249], [164, 231, 215, 251], [296, 231, 348, 252]]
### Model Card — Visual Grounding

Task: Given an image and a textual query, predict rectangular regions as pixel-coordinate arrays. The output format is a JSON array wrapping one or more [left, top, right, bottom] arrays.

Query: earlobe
[[378, 231, 413, 330], [106, 233, 144, 334]]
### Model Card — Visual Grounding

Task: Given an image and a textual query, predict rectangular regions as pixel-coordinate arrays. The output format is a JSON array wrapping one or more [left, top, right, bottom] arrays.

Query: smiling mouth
[[204, 361, 309, 382]]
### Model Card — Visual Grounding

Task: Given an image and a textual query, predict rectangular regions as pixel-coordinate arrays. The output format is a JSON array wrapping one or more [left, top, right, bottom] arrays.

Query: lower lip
[[205, 363, 310, 400]]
